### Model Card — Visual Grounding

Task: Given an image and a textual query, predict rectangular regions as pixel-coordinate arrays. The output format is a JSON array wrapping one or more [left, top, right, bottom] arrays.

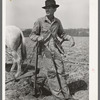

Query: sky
[[6, 0, 89, 29]]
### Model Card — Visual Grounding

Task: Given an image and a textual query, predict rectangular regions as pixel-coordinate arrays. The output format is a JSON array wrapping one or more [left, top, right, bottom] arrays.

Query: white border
[[2, 0, 98, 100], [89, 0, 98, 99], [2, 0, 6, 99]]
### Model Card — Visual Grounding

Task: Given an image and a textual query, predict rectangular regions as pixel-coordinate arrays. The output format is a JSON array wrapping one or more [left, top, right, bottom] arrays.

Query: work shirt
[[29, 16, 71, 99], [29, 16, 67, 54]]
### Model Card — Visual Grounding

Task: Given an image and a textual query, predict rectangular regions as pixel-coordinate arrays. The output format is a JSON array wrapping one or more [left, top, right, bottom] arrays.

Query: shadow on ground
[[5, 63, 35, 73], [68, 80, 87, 95]]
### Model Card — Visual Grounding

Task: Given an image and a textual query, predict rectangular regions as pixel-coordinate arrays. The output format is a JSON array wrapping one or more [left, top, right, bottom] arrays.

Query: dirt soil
[[5, 37, 89, 100]]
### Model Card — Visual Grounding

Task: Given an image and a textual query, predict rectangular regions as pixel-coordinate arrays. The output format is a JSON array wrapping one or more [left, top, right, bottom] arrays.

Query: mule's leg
[[15, 52, 22, 77], [10, 59, 17, 72], [10, 51, 17, 72], [11, 51, 22, 77], [15, 57, 22, 78]]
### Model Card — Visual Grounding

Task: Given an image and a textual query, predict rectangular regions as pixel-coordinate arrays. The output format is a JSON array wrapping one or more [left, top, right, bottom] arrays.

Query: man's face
[[45, 7, 56, 16]]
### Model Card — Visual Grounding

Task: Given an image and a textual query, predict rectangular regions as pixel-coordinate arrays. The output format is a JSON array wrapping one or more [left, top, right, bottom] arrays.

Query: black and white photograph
[[3, 0, 98, 100]]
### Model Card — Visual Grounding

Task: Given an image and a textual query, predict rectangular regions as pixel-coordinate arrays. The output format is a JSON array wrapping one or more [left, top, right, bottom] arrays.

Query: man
[[29, 0, 77, 100]]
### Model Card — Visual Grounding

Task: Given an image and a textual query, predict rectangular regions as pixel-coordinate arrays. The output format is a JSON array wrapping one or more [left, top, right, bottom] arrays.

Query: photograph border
[[2, 0, 98, 100], [89, 0, 98, 99], [98, 0, 100, 99], [0, 0, 2, 100]]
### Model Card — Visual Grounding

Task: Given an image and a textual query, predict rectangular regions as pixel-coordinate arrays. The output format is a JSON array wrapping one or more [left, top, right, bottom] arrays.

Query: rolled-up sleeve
[[29, 20, 41, 42], [57, 20, 65, 39], [57, 20, 71, 41]]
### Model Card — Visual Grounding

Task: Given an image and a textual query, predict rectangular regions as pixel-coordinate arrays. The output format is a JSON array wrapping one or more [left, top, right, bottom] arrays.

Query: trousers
[[37, 45, 70, 100]]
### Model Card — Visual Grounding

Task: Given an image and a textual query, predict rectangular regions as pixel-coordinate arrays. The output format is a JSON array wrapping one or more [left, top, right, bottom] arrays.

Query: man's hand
[[70, 36, 75, 47], [70, 41, 75, 47], [62, 35, 75, 47], [37, 35, 44, 41], [63, 35, 71, 41]]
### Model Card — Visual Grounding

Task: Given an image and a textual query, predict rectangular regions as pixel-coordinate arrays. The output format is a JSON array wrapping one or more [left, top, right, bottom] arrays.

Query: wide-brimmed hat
[[42, 0, 59, 9]]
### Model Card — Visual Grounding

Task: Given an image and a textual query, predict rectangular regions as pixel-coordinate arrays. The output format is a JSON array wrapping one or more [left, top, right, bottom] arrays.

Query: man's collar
[[44, 16, 57, 23]]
